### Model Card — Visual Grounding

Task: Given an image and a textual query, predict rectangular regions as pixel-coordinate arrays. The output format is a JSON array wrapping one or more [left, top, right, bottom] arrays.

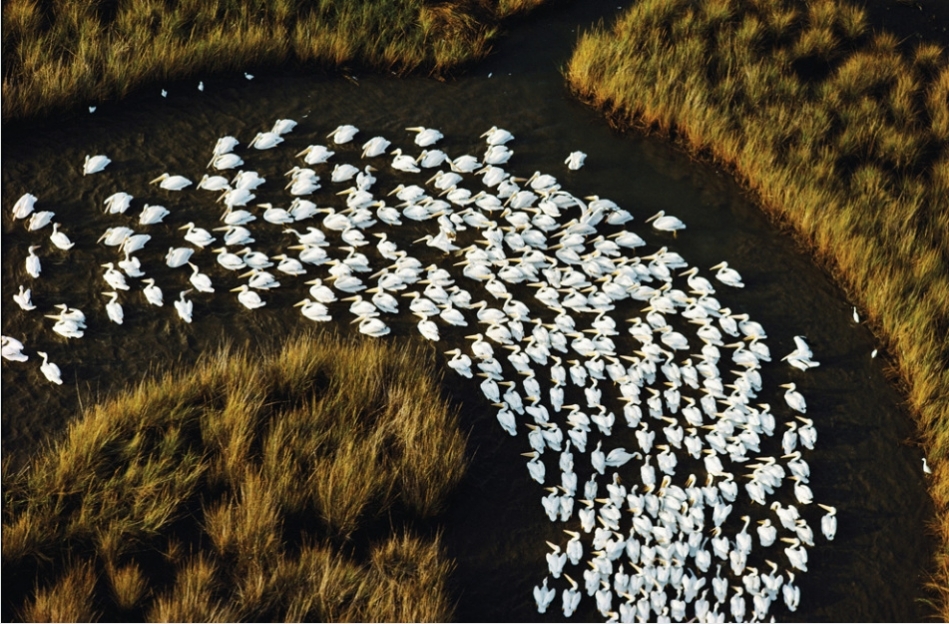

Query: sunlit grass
[[566, 0, 949, 615], [2, 333, 465, 621], [1, 0, 553, 121]]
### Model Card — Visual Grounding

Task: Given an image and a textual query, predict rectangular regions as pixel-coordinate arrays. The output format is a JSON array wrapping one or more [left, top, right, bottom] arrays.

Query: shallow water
[[1, 0, 934, 621]]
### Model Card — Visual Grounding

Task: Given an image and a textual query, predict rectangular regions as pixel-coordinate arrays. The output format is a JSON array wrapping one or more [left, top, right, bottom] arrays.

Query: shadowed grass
[[1, 0, 551, 122], [2, 332, 465, 622], [566, 0, 948, 615]]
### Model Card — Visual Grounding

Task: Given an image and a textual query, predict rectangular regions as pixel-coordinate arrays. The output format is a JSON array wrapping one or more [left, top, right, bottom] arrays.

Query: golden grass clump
[[0, 0, 555, 121], [2, 333, 466, 622], [566, 0, 949, 616]]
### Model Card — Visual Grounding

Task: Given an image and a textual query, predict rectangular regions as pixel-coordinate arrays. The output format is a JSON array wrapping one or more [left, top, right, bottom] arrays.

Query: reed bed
[[566, 0, 949, 613], [2, 333, 465, 622], [1, 0, 550, 122]]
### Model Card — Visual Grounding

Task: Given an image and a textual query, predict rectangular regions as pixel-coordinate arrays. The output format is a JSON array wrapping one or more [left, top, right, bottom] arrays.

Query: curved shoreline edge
[[1, 0, 546, 123], [564, 0, 948, 615]]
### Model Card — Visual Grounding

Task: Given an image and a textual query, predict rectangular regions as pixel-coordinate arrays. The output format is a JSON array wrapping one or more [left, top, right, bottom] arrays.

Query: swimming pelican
[[83, 154, 110, 175], [102, 291, 124, 324], [180, 222, 216, 248], [13, 193, 37, 219], [27, 210, 54, 231], [565, 151, 587, 170], [13, 285, 36, 310], [361, 137, 391, 159], [139, 204, 170, 225], [711, 261, 745, 288], [390, 148, 421, 173], [780, 382, 807, 413], [406, 126, 444, 146], [248, 131, 283, 149], [209, 153, 243, 170], [327, 124, 359, 144], [2, 336, 29, 361], [165, 246, 194, 268], [481, 126, 514, 145], [150, 173, 193, 190], [187, 263, 214, 293], [271, 118, 297, 135], [26, 245, 43, 279], [296, 144, 335, 164], [37, 351, 63, 384], [174, 290, 193, 323], [231, 284, 265, 309], [142, 278, 163, 306], [645, 210, 686, 234]]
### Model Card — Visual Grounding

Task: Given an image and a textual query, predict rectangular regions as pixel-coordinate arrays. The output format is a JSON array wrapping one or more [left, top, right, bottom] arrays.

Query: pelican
[[179, 222, 215, 248], [296, 144, 335, 164], [711, 261, 745, 287], [103, 192, 133, 214], [83, 154, 110, 175], [12, 193, 37, 219], [187, 263, 214, 292], [248, 131, 283, 149], [139, 204, 170, 225], [391, 148, 421, 173], [13, 285, 36, 310], [231, 284, 265, 309], [2, 336, 29, 362], [780, 382, 807, 413], [211, 135, 239, 156], [406, 126, 444, 146], [327, 124, 359, 144], [209, 153, 243, 170], [271, 118, 297, 135], [165, 246, 194, 268], [37, 351, 63, 384], [27, 210, 54, 231], [481, 125, 514, 145], [26, 245, 43, 279], [142, 278, 163, 306], [101, 263, 130, 290], [174, 290, 193, 323], [288, 298, 326, 322], [565, 151, 587, 170], [102, 291, 124, 324], [361, 136, 391, 158], [353, 314, 389, 336], [150, 173, 193, 190], [645, 210, 686, 234]]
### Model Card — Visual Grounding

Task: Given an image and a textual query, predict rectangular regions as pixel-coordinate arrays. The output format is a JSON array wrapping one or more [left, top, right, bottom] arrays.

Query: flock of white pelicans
[[4, 118, 837, 622]]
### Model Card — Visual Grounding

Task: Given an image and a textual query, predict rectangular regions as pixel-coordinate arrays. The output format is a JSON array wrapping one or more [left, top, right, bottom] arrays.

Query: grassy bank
[[566, 0, 948, 613], [1, 333, 466, 621], [1, 0, 547, 122]]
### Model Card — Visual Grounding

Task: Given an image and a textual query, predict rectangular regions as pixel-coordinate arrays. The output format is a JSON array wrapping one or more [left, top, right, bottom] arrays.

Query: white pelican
[[481, 125, 514, 145], [565, 151, 586, 170], [231, 284, 265, 309], [13, 285, 35, 310], [711, 261, 745, 287], [781, 382, 807, 413], [361, 136, 391, 158], [100, 193, 132, 216], [150, 173, 192, 190], [327, 124, 359, 144], [142, 278, 163, 306], [13, 193, 37, 219], [271, 118, 297, 135], [37, 351, 63, 384], [83, 154, 110, 175], [645, 209, 686, 233], [248, 131, 283, 149], [174, 290, 193, 323], [49, 223, 74, 250], [296, 144, 335, 164], [102, 291, 124, 324], [2, 336, 29, 361]]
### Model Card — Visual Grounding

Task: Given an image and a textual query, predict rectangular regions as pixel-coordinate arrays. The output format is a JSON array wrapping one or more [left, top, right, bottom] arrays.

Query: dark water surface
[[1, 1, 934, 621]]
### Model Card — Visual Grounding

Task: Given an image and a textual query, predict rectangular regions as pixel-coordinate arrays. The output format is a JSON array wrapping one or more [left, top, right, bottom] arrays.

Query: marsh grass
[[566, 0, 949, 614], [2, 333, 465, 621], [1, 0, 554, 121]]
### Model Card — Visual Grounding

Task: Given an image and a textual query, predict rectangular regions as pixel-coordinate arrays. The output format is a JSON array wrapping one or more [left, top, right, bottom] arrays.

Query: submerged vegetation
[[566, 0, 949, 613], [1, 0, 548, 121], [1, 333, 466, 621]]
